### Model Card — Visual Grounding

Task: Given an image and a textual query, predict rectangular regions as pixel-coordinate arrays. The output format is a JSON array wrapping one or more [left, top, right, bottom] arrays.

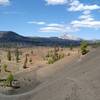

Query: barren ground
[[0, 47, 79, 96], [1, 47, 99, 100]]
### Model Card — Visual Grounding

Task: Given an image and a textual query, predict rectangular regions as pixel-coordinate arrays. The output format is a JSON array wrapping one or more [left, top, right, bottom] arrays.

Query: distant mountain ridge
[[0, 31, 81, 47], [0, 31, 21, 38], [0, 31, 30, 41]]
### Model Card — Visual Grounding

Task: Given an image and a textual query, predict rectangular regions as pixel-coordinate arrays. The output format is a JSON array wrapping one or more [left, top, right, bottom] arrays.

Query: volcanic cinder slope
[[0, 47, 100, 100]]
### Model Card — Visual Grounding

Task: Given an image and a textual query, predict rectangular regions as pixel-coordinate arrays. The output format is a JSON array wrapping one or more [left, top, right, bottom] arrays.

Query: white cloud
[[68, 0, 100, 11], [39, 23, 78, 33], [28, 21, 46, 25], [83, 10, 91, 15], [45, 0, 100, 11], [79, 12, 94, 21], [71, 19, 100, 29], [0, 0, 10, 5], [79, 15, 94, 21], [40, 26, 64, 32], [47, 23, 64, 27], [40, 10, 100, 33], [45, 0, 67, 5], [40, 23, 65, 32], [68, 2, 100, 30], [71, 12, 100, 29]]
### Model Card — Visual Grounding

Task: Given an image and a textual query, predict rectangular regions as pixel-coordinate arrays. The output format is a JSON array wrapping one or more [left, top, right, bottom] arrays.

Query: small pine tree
[[7, 50, 11, 61], [15, 48, 19, 63], [3, 64, 7, 72], [29, 58, 32, 64], [23, 54, 28, 69], [31, 50, 33, 55], [53, 46, 59, 61], [81, 41, 89, 55], [3, 64, 10, 72]]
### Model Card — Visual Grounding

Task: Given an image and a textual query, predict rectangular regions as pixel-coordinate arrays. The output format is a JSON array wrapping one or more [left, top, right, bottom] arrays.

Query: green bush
[[6, 73, 14, 87], [48, 57, 54, 64]]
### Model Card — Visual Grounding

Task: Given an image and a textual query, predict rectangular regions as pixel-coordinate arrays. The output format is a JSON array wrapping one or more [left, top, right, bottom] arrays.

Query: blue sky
[[0, 0, 100, 39]]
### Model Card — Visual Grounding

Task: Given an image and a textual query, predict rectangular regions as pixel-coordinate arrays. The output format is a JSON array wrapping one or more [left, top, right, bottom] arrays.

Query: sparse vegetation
[[46, 47, 65, 64], [0, 46, 80, 95]]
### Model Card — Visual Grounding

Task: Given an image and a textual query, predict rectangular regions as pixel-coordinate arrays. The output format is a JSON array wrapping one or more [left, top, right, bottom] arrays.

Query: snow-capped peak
[[60, 33, 81, 41]]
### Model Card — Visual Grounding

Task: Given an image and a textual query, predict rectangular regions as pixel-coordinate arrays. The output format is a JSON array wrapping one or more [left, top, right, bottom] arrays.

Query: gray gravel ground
[[0, 47, 100, 100]]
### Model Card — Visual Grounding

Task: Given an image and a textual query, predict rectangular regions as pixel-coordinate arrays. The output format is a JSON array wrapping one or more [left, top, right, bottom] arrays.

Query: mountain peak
[[60, 33, 81, 41], [0, 31, 24, 39]]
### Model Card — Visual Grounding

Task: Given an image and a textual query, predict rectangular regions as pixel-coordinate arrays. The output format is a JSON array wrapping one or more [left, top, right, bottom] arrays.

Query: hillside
[[0, 31, 23, 39], [0, 31, 81, 47], [0, 47, 100, 100], [0, 31, 34, 47]]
